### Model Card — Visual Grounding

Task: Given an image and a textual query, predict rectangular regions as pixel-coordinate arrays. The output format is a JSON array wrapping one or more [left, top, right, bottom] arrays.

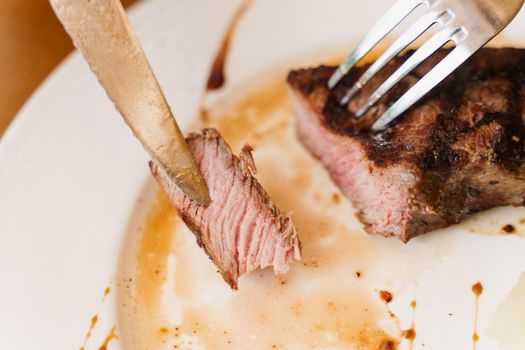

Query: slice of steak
[[150, 128, 300, 289], [288, 48, 525, 242]]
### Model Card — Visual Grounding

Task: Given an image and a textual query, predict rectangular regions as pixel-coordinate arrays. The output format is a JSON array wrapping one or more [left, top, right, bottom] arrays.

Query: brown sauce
[[138, 170, 401, 348], [80, 315, 98, 350], [472, 282, 483, 297], [176, 285, 399, 349], [103, 287, 110, 299], [134, 192, 174, 309], [461, 208, 525, 238], [378, 339, 398, 350], [212, 80, 291, 148], [200, 0, 253, 122], [128, 192, 179, 350], [472, 282, 483, 350], [98, 326, 118, 350], [206, 0, 252, 90], [379, 290, 393, 303], [125, 82, 404, 346], [122, 66, 455, 350], [79, 286, 112, 350], [402, 300, 417, 350]]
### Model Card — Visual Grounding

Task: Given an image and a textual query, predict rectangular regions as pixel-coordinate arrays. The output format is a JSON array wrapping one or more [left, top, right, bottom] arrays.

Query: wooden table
[[0, 0, 138, 136]]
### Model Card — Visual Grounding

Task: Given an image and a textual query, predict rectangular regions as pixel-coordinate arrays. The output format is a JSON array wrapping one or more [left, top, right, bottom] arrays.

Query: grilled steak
[[150, 128, 300, 289], [288, 48, 525, 242]]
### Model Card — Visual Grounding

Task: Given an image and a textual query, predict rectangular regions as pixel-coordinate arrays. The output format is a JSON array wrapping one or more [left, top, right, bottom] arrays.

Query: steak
[[150, 128, 300, 289], [288, 48, 525, 242]]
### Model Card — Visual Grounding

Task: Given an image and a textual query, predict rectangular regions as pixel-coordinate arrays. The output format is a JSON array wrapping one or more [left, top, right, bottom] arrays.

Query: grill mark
[[309, 49, 525, 171], [495, 63, 525, 169], [414, 61, 523, 217], [293, 48, 525, 221], [416, 51, 524, 216], [415, 76, 468, 216], [469, 59, 525, 169]]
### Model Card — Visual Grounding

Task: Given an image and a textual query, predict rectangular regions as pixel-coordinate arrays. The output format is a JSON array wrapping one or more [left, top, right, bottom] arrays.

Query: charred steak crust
[[150, 128, 301, 289], [288, 48, 525, 241]]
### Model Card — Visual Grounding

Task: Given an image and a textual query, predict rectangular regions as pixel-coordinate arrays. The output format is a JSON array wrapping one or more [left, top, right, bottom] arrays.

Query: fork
[[328, 0, 524, 131]]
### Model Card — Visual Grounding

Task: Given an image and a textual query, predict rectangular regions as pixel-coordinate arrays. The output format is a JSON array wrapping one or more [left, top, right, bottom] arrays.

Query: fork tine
[[328, 0, 425, 89], [340, 9, 453, 105], [371, 44, 472, 131], [355, 26, 461, 118]]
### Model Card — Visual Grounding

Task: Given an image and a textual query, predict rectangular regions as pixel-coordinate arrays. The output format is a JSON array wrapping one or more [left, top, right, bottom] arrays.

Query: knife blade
[[50, 0, 211, 205]]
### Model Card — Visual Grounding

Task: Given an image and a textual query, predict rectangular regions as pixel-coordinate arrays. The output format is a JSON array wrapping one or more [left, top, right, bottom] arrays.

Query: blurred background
[[0, 0, 138, 136]]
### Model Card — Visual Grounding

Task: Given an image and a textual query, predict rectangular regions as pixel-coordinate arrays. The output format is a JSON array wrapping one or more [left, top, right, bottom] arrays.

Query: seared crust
[[288, 48, 525, 168], [288, 48, 525, 240]]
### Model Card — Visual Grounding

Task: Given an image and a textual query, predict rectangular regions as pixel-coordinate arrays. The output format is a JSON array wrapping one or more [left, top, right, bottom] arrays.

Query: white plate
[[1, 0, 525, 349]]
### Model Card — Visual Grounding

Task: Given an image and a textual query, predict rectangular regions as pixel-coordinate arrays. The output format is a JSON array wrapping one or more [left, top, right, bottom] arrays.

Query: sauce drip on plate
[[79, 286, 111, 350], [206, 0, 253, 91], [200, 0, 253, 122], [98, 326, 118, 350], [472, 281, 483, 350], [402, 300, 417, 350]]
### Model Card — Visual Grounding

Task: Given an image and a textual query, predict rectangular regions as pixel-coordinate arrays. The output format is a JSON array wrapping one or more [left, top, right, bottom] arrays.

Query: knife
[[50, 0, 211, 205]]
